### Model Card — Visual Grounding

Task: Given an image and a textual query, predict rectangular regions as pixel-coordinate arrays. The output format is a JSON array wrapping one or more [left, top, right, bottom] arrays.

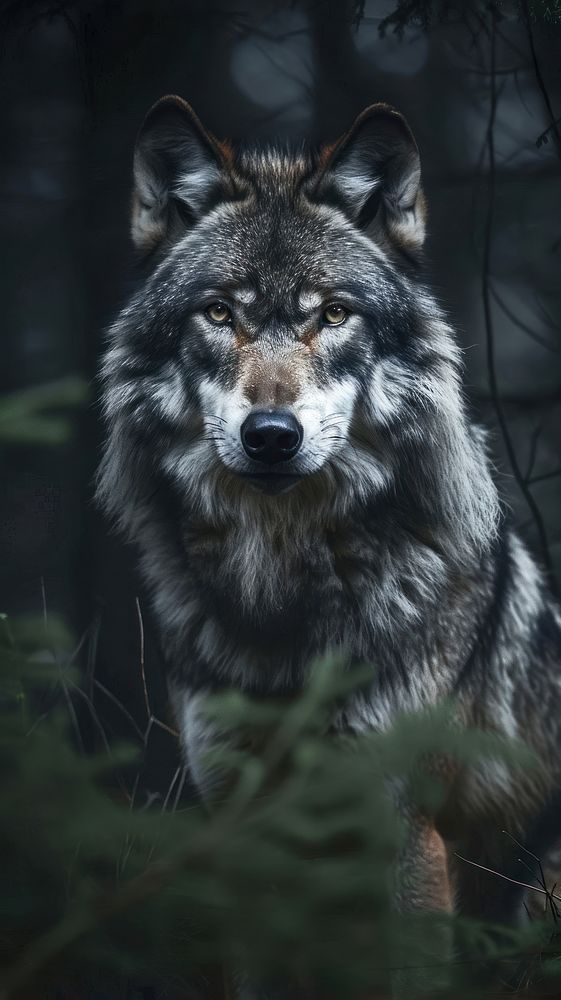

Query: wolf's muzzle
[[241, 409, 303, 465]]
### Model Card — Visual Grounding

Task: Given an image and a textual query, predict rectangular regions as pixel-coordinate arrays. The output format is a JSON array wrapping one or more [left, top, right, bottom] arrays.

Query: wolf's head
[[99, 97, 496, 556]]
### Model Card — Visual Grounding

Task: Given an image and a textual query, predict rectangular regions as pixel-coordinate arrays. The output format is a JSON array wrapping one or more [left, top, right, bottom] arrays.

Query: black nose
[[241, 410, 303, 464]]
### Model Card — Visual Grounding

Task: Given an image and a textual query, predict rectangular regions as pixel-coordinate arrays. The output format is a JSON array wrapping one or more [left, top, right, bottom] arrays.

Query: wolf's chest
[[186, 523, 371, 627]]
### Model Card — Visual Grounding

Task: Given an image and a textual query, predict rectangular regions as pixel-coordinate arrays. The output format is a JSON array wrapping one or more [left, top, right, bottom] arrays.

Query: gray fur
[[98, 97, 561, 944]]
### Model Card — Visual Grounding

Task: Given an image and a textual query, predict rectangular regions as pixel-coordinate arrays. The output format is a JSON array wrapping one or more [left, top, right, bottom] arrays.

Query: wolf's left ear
[[132, 95, 232, 251], [317, 103, 425, 252]]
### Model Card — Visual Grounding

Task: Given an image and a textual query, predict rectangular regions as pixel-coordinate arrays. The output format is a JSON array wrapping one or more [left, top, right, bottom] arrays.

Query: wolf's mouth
[[240, 472, 303, 496]]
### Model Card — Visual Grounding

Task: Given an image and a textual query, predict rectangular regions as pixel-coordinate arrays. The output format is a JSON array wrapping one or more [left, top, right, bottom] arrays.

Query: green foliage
[[0, 377, 88, 445], [0, 625, 558, 999]]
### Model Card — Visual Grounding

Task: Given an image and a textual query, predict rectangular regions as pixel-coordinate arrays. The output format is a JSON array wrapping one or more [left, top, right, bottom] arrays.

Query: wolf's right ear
[[316, 103, 425, 253], [132, 95, 232, 252]]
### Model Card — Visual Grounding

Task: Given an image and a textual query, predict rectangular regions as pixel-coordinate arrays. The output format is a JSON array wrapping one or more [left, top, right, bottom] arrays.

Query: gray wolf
[[97, 95, 561, 982]]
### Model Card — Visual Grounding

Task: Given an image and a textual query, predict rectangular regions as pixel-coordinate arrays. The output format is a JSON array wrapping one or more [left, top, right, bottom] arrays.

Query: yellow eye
[[322, 303, 348, 326], [205, 302, 232, 325]]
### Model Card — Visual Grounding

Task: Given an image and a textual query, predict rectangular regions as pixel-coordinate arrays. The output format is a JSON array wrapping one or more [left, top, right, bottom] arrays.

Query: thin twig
[[172, 766, 187, 812], [68, 681, 131, 802], [40, 576, 48, 629], [480, 7, 558, 595], [502, 830, 560, 922], [144, 714, 180, 743], [490, 285, 560, 354], [454, 852, 561, 903], [524, 425, 543, 483], [161, 766, 182, 813], [135, 596, 150, 722], [93, 678, 145, 740], [528, 468, 561, 487]]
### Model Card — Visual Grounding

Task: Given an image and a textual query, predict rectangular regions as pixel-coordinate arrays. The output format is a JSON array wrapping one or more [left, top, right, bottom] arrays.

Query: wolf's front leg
[[177, 692, 327, 999], [175, 688, 240, 801], [391, 808, 454, 997]]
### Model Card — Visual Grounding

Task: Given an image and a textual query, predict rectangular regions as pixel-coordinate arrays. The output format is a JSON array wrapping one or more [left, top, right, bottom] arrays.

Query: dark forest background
[[0, 1, 561, 997]]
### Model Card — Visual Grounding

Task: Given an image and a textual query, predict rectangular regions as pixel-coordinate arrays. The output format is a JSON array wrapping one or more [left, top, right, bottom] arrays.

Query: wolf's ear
[[318, 103, 425, 252], [132, 95, 232, 251]]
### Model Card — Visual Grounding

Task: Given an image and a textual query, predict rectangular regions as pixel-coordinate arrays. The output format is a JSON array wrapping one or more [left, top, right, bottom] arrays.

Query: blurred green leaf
[[0, 376, 88, 446], [0, 631, 555, 998]]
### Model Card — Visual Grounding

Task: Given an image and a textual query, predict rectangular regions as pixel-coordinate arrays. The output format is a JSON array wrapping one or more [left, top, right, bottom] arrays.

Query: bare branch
[[480, 7, 558, 594], [455, 851, 561, 902], [135, 596, 150, 723], [521, 0, 561, 156]]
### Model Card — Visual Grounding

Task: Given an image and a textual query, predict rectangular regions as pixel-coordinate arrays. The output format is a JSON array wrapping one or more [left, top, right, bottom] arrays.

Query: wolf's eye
[[205, 302, 232, 325], [322, 303, 348, 327]]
